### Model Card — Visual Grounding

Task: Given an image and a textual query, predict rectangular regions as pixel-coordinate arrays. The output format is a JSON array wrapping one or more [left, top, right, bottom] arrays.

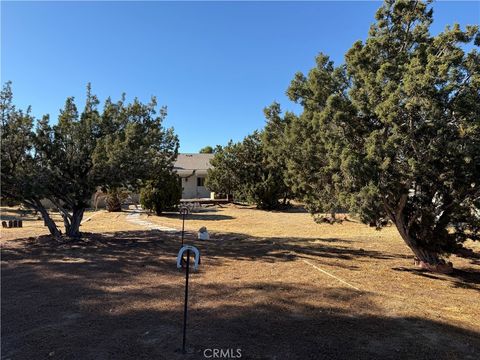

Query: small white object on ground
[[198, 226, 209, 240]]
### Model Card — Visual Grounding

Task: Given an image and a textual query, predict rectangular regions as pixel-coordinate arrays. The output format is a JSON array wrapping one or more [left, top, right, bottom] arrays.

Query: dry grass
[[148, 205, 480, 327], [1, 205, 479, 359], [0, 208, 146, 240], [147, 204, 403, 243]]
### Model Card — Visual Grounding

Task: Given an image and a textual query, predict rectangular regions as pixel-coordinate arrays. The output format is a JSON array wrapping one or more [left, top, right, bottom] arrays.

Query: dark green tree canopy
[[206, 129, 291, 209], [285, 55, 350, 218], [206, 142, 240, 198], [1, 82, 179, 237], [199, 145, 214, 154], [285, 0, 479, 271], [140, 171, 182, 215]]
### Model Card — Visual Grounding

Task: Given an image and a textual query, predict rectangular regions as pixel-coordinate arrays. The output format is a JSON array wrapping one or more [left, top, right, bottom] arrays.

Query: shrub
[[140, 172, 182, 215]]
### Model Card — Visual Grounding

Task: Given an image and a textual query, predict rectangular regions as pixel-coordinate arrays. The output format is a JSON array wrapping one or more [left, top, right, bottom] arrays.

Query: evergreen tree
[[206, 132, 290, 209], [199, 145, 214, 154], [285, 55, 350, 218], [93, 95, 178, 211], [1, 83, 179, 238], [32, 87, 101, 236], [1, 82, 61, 236], [205, 143, 239, 198], [140, 171, 182, 215], [286, 0, 480, 271], [262, 102, 295, 205]]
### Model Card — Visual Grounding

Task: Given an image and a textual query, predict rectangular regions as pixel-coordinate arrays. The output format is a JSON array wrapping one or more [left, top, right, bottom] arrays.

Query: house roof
[[174, 153, 214, 171]]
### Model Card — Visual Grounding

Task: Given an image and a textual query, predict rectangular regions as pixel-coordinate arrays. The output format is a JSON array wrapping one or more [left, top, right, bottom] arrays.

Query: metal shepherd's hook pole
[[180, 206, 189, 247], [182, 249, 190, 354], [181, 211, 186, 246], [176, 245, 199, 354]]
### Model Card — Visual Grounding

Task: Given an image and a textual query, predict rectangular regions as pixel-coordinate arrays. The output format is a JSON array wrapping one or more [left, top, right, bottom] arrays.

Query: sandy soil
[[1, 205, 479, 359]]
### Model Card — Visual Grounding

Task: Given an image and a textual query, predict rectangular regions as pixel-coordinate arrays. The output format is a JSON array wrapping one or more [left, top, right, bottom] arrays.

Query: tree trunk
[[36, 205, 62, 238], [393, 218, 453, 274], [64, 208, 85, 238]]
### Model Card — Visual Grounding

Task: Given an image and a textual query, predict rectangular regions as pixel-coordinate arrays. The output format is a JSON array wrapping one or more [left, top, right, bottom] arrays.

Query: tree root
[[414, 258, 453, 274]]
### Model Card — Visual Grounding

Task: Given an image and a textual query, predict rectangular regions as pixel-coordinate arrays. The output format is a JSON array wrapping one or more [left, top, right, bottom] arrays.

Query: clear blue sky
[[2, 1, 479, 152]]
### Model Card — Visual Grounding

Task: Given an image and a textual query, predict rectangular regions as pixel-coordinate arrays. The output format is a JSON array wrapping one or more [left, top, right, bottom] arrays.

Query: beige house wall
[[180, 172, 211, 199]]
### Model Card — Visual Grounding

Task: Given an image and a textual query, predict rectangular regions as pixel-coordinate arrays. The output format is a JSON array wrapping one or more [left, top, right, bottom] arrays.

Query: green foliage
[[0, 81, 62, 235], [285, 55, 350, 217], [234, 132, 283, 209], [93, 95, 178, 190], [140, 172, 182, 215], [205, 143, 239, 197], [92, 93, 178, 212], [261, 102, 295, 205], [199, 145, 214, 154], [1, 82, 40, 203], [31, 85, 103, 236], [284, 0, 480, 266], [1, 82, 179, 237], [206, 131, 290, 209]]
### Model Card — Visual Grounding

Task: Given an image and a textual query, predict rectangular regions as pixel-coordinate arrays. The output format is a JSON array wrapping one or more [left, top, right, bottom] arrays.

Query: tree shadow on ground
[[157, 213, 235, 221], [199, 230, 403, 264], [268, 204, 309, 213], [1, 231, 179, 276], [4, 228, 477, 281], [0, 230, 387, 276], [2, 243, 479, 360], [392, 266, 480, 291]]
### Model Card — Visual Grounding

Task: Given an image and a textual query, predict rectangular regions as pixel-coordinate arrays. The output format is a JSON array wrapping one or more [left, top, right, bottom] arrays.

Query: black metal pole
[[182, 249, 190, 353], [181, 212, 185, 246]]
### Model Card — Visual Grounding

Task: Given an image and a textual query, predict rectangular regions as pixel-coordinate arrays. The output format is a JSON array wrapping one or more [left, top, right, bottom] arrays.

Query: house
[[174, 153, 214, 199]]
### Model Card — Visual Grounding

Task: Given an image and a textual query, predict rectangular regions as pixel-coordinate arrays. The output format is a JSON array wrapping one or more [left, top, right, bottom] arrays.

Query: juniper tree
[[199, 145, 214, 154], [32, 88, 102, 236], [236, 132, 286, 209], [205, 143, 240, 198], [1, 82, 62, 236], [1, 83, 178, 238], [262, 102, 295, 205], [286, 0, 480, 271], [206, 131, 289, 209], [286, 55, 350, 219], [93, 95, 178, 211], [140, 171, 182, 215]]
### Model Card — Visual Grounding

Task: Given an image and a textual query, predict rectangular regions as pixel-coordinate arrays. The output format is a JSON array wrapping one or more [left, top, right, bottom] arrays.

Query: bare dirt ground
[[1, 205, 479, 359]]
